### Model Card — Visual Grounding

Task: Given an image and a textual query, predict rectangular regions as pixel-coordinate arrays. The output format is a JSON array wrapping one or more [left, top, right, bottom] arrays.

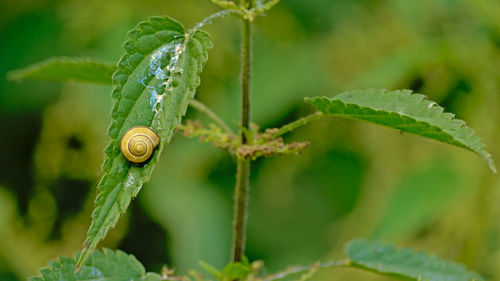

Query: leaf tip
[[304, 96, 319, 105], [481, 152, 497, 173], [6, 70, 22, 82], [488, 158, 497, 174]]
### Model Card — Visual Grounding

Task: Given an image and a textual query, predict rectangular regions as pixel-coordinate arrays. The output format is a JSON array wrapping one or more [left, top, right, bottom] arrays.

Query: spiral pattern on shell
[[120, 126, 160, 164]]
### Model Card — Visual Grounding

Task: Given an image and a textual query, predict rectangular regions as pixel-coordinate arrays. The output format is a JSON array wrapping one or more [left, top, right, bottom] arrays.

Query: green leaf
[[7, 57, 115, 84], [345, 240, 484, 281], [198, 258, 253, 281], [306, 89, 496, 172], [29, 249, 162, 281], [76, 15, 212, 269], [221, 258, 251, 281]]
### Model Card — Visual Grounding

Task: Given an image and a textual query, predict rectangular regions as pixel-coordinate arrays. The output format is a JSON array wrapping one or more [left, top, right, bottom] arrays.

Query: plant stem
[[232, 158, 250, 262], [231, 0, 252, 263], [240, 7, 252, 142], [272, 112, 324, 138], [189, 99, 235, 135]]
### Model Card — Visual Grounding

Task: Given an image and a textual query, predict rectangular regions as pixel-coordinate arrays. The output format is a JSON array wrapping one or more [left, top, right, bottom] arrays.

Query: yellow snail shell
[[120, 126, 160, 164]]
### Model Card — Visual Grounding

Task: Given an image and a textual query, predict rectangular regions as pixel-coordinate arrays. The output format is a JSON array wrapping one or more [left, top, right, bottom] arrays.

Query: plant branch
[[272, 111, 324, 138], [231, 0, 253, 264], [189, 99, 235, 135], [188, 9, 243, 37]]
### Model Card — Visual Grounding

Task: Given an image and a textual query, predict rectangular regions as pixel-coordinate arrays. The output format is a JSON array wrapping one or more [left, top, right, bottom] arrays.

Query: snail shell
[[120, 126, 160, 164]]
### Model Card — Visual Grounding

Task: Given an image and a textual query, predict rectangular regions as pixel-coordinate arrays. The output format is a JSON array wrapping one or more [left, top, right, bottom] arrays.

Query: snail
[[120, 126, 160, 164]]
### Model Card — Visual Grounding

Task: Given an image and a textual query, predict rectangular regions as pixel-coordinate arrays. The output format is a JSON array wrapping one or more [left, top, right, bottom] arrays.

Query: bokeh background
[[1, 0, 500, 280]]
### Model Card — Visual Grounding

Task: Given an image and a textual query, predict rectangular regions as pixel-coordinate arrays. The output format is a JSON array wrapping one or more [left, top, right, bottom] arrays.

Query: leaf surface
[[306, 89, 496, 172], [30, 249, 161, 281], [345, 240, 484, 281], [7, 57, 115, 84], [76, 15, 212, 269]]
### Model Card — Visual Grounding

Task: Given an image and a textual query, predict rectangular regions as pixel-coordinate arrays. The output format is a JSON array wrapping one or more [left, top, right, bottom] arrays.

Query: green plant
[[8, 0, 496, 280]]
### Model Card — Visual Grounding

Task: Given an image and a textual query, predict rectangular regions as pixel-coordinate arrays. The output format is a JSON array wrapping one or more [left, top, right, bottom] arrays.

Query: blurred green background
[[1, 0, 500, 280]]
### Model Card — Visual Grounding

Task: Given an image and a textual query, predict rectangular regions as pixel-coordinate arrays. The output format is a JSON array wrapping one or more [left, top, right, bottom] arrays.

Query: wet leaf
[[76, 15, 212, 269], [306, 89, 496, 172]]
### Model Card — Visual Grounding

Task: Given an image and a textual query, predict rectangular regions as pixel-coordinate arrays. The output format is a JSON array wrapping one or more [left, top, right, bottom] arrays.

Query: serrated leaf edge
[[306, 89, 496, 172], [76, 15, 212, 270]]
